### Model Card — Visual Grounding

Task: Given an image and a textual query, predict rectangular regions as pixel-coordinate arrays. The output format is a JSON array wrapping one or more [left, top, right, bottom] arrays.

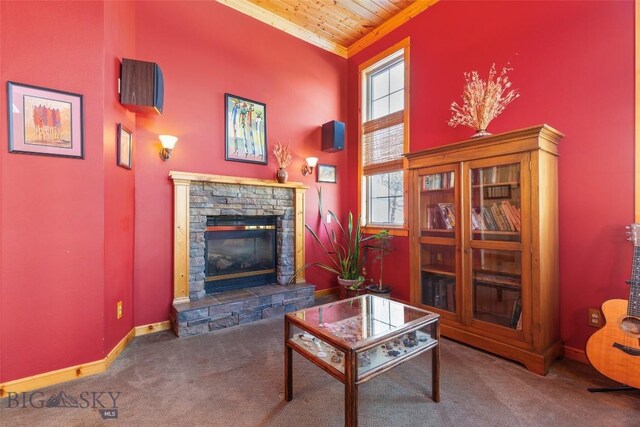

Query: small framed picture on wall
[[117, 124, 132, 169], [317, 164, 337, 183]]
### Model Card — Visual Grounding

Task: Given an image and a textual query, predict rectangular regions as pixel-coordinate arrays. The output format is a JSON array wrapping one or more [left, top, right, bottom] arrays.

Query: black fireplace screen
[[204, 216, 277, 293]]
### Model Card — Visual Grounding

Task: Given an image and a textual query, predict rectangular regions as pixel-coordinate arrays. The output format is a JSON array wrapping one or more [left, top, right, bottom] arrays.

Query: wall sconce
[[301, 156, 318, 176], [159, 135, 178, 161]]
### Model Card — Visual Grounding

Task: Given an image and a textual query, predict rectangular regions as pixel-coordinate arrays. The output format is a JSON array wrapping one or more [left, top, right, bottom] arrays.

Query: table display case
[[284, 295, 440, 427]]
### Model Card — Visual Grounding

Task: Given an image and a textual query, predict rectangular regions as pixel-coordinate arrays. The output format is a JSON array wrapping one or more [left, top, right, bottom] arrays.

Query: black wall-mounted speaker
[[120, 58, 164, 115], [321, 120, 345, 152]]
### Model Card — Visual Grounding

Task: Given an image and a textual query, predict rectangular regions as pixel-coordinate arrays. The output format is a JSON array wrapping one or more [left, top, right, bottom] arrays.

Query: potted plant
[[365, 231, 393, 298], [273, 142, 292, 183], [290, 189, 385, 298]]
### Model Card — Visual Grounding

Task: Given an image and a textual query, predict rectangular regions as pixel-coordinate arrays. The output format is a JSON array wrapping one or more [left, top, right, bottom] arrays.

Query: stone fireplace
[[169, 172, 314, 337]]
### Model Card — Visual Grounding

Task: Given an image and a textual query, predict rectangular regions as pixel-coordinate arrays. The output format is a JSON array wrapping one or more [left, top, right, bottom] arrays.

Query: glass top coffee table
[[284, 294, 440, 427]]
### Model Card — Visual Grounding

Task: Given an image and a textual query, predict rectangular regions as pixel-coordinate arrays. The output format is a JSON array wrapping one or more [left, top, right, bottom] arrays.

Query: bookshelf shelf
[[421, 228, 454, 233], [472, 230, 519, 236], [474, 279, 521, 291], [422, 266, 456, 276], [407, 125, 563, 376], [472, 182, 519, 188], [421, 187, 455, 193]]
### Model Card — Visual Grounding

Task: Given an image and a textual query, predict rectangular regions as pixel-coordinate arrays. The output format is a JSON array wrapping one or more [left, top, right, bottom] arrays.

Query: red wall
[[0, 1, 107, 381], [347, 0, 635, 351], [0, 1, 347, 383], [131, 1, 348, 325], [103, 1, 136, 352], [0, 0, 634, 384]]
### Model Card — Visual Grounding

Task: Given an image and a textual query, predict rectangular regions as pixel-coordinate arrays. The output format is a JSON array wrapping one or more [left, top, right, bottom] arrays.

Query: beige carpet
[[1, 317, 639, 426]]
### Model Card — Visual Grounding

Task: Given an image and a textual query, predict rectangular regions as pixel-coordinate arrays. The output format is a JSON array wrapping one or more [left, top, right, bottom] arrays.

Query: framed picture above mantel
[[224, 93, 267, 165], [7, 81, 84, 159]]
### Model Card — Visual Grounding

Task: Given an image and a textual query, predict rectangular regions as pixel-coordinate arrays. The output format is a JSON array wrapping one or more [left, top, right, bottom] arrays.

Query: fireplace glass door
[[205, 216, 277, 293]]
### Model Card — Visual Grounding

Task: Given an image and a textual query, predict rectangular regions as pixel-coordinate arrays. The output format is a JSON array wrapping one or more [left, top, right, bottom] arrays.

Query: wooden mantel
[[169, 171, 308, 304]]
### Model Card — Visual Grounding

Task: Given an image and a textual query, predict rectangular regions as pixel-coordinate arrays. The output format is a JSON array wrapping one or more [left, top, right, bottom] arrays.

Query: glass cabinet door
[[470, 163, 521, 242], [418, 168, 458, 314], [467, 156, 526, 331], [471, 248, 522, 329]]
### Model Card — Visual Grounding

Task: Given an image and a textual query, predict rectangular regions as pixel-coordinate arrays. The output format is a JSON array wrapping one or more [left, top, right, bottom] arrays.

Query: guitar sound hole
[[621, 316, 640, 335]]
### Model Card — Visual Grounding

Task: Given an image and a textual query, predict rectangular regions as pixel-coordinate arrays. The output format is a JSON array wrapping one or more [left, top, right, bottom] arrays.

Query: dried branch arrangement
[[448, 64, 519, 136], [273, 142, 292, 169]]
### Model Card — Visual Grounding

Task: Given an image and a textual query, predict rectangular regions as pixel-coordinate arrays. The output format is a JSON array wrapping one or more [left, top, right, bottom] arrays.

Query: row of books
[[471, 200, 521, 232], [483, 184, 511, 199], [471, 165, 520, 185], [422, 274, 456, 312], [424, 202, 456, 230], [423, 172, 455, 190], [424, 165, 519, 190]]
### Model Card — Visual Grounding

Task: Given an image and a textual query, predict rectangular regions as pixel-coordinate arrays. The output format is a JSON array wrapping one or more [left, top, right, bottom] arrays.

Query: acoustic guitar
[[586, 224, 640, 389]]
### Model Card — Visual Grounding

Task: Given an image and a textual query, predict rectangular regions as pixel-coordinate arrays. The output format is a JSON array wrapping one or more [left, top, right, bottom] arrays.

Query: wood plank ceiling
[[217, 0, 438, 58]]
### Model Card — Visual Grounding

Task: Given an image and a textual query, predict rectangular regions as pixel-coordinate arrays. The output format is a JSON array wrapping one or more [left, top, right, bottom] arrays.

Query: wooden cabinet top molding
[[405, 124, 564, 169]]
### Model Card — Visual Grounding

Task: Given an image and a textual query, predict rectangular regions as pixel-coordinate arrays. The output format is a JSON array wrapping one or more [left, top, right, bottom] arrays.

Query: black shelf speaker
[[322, 120, 345, 152], [120, 58, 164, 114]]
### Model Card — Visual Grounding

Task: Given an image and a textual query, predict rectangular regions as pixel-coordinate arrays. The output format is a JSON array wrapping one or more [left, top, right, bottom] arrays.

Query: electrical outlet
[[117, 301, 123, 320], [588, 307, 603, 327]]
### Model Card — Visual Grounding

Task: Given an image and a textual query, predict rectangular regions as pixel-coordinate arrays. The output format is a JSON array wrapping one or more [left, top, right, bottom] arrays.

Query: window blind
[[362, 110, 404, 170]]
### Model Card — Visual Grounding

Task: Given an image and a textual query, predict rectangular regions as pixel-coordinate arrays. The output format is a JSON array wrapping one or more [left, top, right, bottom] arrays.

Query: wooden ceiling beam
[[217, 0, 348, 58], [217, 0, 438, 60], [347, 0, 438, 57]]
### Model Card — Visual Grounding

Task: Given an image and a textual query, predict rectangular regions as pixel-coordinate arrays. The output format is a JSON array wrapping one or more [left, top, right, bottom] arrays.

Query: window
[[359, 39, 409, 230]]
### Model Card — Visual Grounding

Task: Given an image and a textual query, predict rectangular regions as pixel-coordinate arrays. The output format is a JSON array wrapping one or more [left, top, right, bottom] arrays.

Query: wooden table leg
[[432, 321, 441, 403], [344, 351, 358, 427], [285, 320, 292, 402]]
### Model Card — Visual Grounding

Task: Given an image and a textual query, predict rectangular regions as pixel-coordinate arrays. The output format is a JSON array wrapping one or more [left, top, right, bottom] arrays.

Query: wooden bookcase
[[406, 125, 564, 375]]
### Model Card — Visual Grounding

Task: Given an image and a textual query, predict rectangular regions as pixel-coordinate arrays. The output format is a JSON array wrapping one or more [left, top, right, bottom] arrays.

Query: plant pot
[[367, 284, 391, 299], [337, 277, 366, 299], [471, 129, 492, 138], [276, 168, 288, 183]]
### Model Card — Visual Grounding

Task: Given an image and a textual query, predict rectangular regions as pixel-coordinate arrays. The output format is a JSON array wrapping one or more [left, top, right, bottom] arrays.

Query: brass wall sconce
[[159, 135, 178, 161], [301, 156, 319, 176]]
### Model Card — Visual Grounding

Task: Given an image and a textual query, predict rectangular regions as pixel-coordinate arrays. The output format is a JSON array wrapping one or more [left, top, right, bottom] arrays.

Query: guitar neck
[[629, 245, 640, 317]]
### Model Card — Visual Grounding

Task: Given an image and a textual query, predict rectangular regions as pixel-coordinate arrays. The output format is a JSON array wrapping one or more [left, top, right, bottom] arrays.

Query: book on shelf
[[481, 207, 497, 231], [510, 295, 522, 328], [446, 280, 456, 312], [490, 204, 509, 231], [509, 203, 521, 230], [498, 202, 516, 231], [471, 209, 481, 230], [501, 200, 521, 231], [437, 203, 456, 229], [426, 207, 448, 229]]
